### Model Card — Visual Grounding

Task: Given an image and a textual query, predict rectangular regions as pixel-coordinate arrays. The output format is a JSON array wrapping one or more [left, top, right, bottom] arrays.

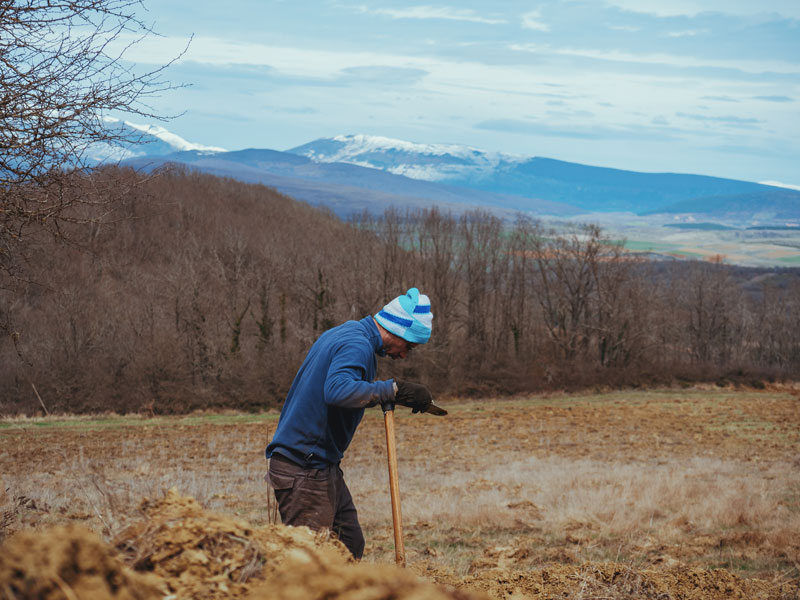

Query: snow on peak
[[292, 133, 523, 183], [329, 133, 491, 160], [759, 180, 800, 192], [90, 117, 226, 164], [103, 117, 226, 153]]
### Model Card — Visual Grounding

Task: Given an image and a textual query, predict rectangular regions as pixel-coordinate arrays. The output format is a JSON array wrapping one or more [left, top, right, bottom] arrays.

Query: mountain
[[88, 117, 225, 163], [110, 126, 800, 223], [288, 134, 514, 182], [288, 135, 798, 218], [642, 188, 800, 221], [121, 148, 580, 219]]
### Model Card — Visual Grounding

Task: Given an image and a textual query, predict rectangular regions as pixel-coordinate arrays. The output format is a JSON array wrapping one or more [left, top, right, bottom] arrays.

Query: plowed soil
[[1, 386, 799, 599]]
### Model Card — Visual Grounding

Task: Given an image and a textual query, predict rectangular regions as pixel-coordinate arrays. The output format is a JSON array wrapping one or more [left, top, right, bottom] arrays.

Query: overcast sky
[[122, 1, 800, 186]]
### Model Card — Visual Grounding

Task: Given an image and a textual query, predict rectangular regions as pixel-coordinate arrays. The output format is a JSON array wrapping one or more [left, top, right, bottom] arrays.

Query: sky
[[117, 1, 800, 186]]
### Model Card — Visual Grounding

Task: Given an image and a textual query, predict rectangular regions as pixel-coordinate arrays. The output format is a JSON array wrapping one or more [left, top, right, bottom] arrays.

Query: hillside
[[290, 135, 798, 218], [2, 168, 799, 415], [643, 188, 800, 222], [100, 126, 800, 265], [105, 127, 800, 224], [122, 149, 579, 218]]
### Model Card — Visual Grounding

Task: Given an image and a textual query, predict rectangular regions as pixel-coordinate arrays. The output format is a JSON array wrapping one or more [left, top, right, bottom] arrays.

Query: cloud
[[676, 112, 762, 128], [269, 106, 318, 114], [365, 5, 507, 24], [708, 143, 788, 158], [666, 29, 708, 37], [508, 43, 800, 75], [474, 118, 678, 141], [521, 10, 550, 32], [701, 95, 739, 102], [546, 108, 595, 118], [602, 0, 800, 20], [338, 66, 429, 85], [607, 24, 640, 32], [753, 95, 793, 102], [116, 35, 435, 81]]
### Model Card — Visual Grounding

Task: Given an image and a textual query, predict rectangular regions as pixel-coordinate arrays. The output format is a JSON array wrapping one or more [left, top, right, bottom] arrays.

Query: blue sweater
[[266, 316, 396, 467]]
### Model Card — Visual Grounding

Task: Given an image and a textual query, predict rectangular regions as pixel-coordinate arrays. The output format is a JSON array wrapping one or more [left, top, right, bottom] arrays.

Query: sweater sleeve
[[323, 343, 395, 408]]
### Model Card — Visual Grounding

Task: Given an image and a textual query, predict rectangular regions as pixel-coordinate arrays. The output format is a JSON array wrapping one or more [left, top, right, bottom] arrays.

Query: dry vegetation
[[2, 387, 798, 598], [2, 168, 800, 416]]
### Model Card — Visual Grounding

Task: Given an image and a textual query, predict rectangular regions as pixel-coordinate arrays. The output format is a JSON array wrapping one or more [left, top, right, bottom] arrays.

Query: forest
[[1, 167, 799, 414]]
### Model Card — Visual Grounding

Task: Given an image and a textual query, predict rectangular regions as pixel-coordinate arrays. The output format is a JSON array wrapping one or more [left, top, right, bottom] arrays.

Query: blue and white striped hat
[[375, 287, 433, 344]]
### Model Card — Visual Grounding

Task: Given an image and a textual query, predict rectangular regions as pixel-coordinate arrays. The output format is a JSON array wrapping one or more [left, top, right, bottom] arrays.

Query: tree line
[[1, 168, 798, 415]]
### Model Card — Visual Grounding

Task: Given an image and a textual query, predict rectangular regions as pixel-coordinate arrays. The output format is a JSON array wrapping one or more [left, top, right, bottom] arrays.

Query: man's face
[[384, 334, 417, 360]]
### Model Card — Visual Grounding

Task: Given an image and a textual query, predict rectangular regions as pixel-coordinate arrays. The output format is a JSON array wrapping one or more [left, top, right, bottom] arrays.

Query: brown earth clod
[[0, 523, 164, 600]]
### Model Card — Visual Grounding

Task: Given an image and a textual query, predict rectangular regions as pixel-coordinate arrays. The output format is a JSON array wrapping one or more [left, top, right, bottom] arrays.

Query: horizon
[[110, 1, 799, 188]]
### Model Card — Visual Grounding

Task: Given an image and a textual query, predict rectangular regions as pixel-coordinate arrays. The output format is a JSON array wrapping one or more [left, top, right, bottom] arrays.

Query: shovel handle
[[384, 408, 406, 567]]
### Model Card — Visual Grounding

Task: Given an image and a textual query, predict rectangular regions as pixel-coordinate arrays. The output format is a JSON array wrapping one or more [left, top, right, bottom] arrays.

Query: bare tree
[[531, 223, 601, 361], [410, 208, 460, 346], [1, 0, 185, 294], [505, 216, 540, 359], [374, 208, 409, 303], [684, 256, 737, 365], [458, 210, 503, 354], [588, 242, 653, 368]]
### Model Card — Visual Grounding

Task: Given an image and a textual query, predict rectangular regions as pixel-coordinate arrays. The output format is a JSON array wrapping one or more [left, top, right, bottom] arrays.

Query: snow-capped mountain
[[288, 134, 798, 216], [113, 125, 800, 222], [288, 134, 521, 183], [88, 117, 225, 164]]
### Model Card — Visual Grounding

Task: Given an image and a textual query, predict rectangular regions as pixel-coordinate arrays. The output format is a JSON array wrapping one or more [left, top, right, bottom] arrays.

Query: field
[[2, 386, 800, 598], [577, 212, 800, 266]]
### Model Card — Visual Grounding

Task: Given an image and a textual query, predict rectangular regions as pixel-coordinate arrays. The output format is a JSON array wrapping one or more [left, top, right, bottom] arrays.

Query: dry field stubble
[[1, 386, 799, 598]]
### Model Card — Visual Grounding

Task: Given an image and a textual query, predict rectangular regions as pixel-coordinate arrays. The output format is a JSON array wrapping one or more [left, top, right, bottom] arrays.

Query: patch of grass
[[706, 420, 777, 433], [782, 486, 800, 514], [0, 412, 278, 432]]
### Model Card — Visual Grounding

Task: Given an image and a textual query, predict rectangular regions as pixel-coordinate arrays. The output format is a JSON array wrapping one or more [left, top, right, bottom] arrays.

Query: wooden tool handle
[[384, 408, 406, 567]]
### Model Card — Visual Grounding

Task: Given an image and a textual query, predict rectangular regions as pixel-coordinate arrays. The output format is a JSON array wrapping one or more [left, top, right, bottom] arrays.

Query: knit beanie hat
[[375, 287, 433, 344]]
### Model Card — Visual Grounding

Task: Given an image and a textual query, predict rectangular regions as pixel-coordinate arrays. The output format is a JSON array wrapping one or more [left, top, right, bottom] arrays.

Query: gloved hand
[[394, 380, 433, 414]]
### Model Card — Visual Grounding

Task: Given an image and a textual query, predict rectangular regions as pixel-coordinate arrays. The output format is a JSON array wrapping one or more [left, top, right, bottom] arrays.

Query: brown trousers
[[267, 453, 365, 559]]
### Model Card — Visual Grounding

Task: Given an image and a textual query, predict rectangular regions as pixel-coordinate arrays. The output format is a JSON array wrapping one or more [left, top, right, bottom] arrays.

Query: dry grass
[[345, 453, 800, 575], [1, 388, 799, 582], [0, 420, 274, 539], [354, 454, 795, 531]]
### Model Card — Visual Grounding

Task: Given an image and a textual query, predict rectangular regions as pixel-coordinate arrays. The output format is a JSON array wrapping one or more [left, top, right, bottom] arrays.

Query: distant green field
[[778, 255, 800, 264], [613, 240, 705, 259]]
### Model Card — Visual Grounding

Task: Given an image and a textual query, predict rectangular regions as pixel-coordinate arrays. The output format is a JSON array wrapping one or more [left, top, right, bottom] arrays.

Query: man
[[265, 287, 435, 559]]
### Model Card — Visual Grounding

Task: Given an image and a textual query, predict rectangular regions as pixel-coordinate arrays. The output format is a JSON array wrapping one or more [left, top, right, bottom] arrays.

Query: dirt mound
[[446, 562, 800, 600], [0, 524, 163, 600], [113, 487, 351, 599], [113, 488, 489, 599], [251, 561, 488, 600]]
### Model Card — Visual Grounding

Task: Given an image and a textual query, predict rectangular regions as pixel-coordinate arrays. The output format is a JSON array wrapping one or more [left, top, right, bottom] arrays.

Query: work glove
[[394, 380, 433, 414]]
